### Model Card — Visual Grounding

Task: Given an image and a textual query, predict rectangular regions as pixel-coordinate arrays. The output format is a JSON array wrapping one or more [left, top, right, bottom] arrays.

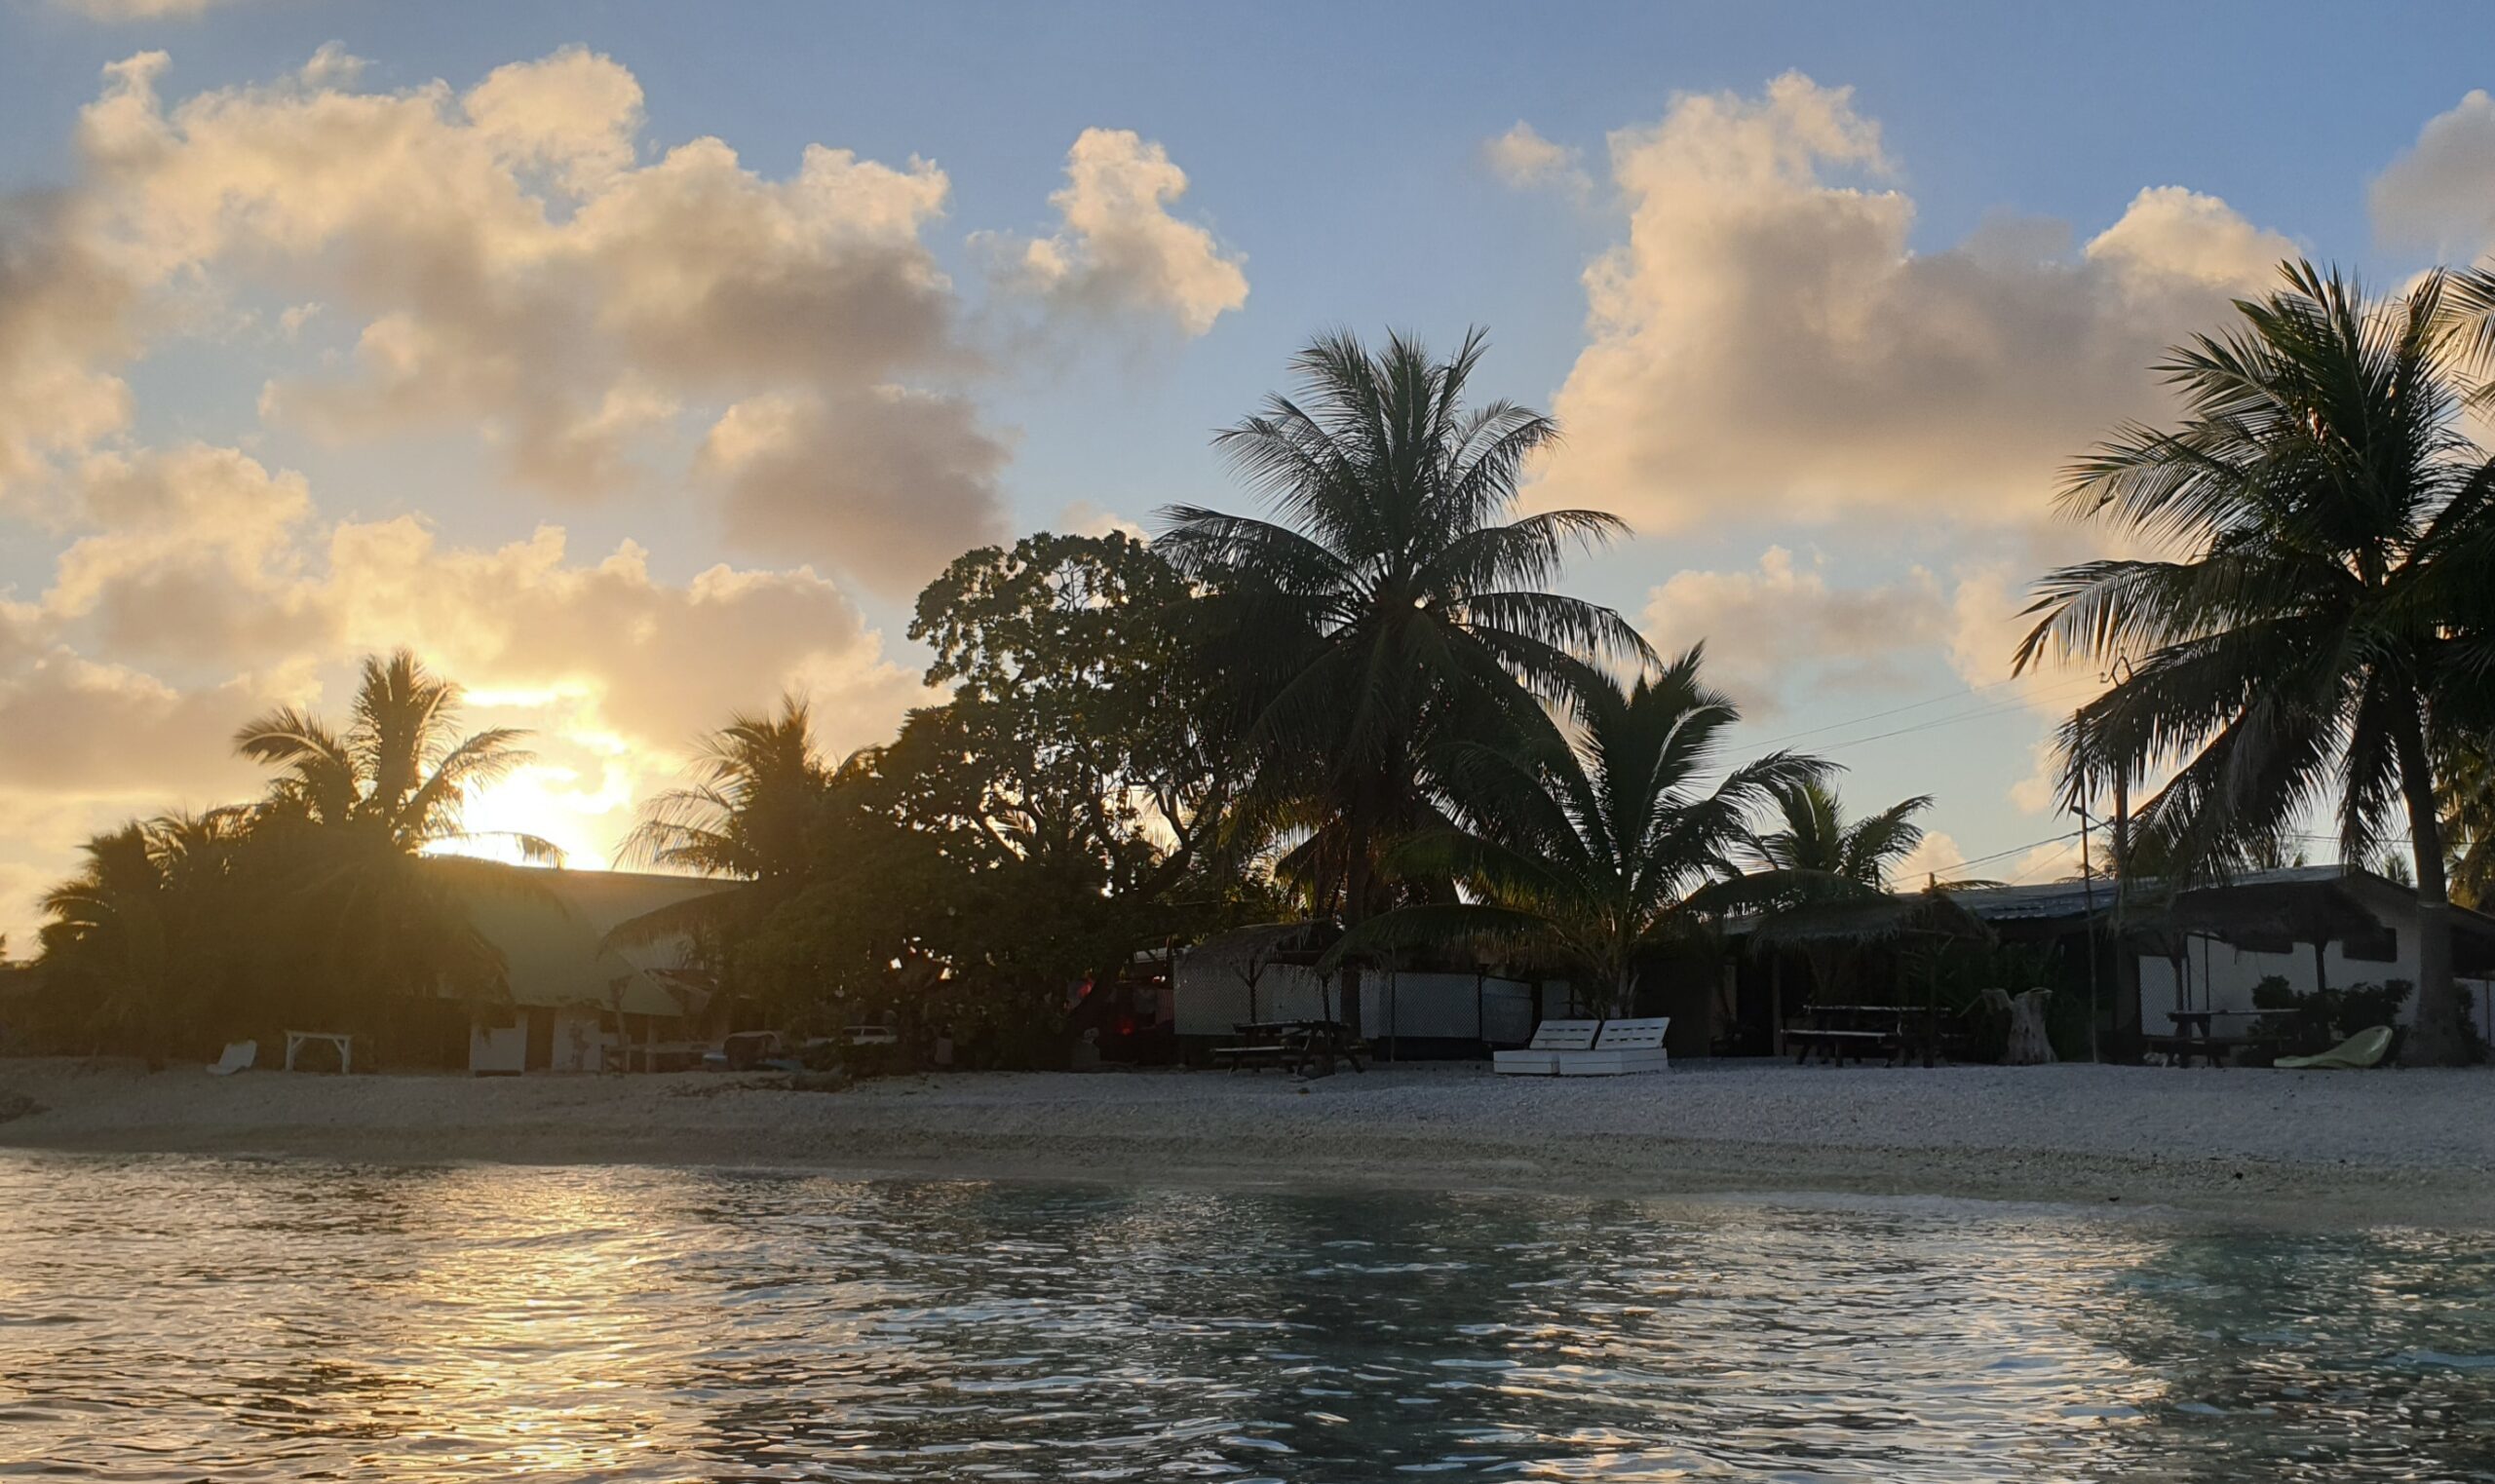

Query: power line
[[1806, 675, 2103, 757], [1749, 671, 2047, 750], [1952, 828, 2083, 876]]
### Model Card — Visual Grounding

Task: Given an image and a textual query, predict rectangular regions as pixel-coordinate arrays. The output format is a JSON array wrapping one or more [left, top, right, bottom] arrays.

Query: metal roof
[[441, 862, 727, 1017]]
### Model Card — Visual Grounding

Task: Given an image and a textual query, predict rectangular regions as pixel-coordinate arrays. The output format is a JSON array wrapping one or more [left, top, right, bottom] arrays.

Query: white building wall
[[550, 1009, 614, 1073], [2135, 908, 2494, 1030], [1174, 959, 1541, 1043]]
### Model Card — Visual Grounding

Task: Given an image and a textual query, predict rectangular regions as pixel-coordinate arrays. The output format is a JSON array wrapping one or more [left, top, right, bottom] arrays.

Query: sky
[[4, 0, 2495, 944]]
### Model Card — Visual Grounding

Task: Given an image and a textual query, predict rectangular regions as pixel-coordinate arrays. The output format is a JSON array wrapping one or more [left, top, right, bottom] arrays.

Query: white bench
[[1558, 1016, 1670, 1077], [1492, 1018, 1601, 1076]]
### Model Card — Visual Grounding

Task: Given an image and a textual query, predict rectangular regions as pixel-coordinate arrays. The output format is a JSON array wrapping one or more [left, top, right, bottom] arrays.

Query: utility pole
[[2076, 709, 2102, 1064], [2104, 655, 2136, 1060]]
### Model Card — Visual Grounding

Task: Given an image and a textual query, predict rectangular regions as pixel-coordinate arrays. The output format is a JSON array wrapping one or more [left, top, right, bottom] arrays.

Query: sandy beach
[[7, 1056, 2495, 1225]]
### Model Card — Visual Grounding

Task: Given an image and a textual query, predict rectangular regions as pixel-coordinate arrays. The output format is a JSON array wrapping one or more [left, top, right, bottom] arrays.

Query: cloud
[[1532, 73, 2298, 534], [44, 443, 319, 666], [1896, 829, 1966, 888], [697, 388, 1012, 590], [317, 516, 924, 751], [1482, 122, 1590, 198], [994, 128, 1248, 336], [1056, 499, 1146, 540], [0, 445, 933, 934], [50, 0, 250, 18], [2371, 90, 2495, 256], [0, 196, 137, 503], [0, 651, 280, 798], [65, 45, 997, 585], [9, 52, 1254, 593], [1639, 545, 1947, 715]]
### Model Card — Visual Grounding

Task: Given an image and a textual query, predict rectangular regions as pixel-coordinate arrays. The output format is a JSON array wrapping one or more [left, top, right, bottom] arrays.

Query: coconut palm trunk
[[2396, 708, 2465, 1060]]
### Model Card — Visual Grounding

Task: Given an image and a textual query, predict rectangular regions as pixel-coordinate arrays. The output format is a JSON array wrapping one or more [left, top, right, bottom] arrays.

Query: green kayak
[[2274, 1025, 2395, 1070]]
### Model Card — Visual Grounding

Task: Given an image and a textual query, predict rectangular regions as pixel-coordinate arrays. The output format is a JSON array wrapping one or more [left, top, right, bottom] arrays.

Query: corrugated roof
[[1951, 864, 2377, 924], [441, 863, 727, 1017]]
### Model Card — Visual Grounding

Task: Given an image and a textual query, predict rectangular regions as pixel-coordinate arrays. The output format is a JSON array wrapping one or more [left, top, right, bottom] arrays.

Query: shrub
[[2249, 974, 2411, 1055]]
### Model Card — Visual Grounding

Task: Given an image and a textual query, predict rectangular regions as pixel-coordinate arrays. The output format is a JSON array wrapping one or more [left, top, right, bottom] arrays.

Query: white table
[[284, 1030, 355, 1074]]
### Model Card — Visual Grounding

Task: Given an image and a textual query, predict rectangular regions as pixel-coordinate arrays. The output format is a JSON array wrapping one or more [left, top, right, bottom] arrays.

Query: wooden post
[[1769, 955, 1785, 1058]]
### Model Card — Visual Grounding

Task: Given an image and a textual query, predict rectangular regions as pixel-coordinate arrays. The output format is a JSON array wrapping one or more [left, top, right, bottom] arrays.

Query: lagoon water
[[3, 1155, 2493, 1480]]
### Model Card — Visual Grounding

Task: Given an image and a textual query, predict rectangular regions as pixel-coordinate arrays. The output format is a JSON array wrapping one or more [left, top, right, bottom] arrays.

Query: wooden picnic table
[[1786, 1005, 1949, 1066], [2143, 1010, 2260, 1068], [1210, 1019, 1370, 1076]]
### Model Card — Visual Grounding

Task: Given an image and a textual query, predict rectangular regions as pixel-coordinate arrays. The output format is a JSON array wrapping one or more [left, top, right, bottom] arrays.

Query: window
[[2232, 931, 2293, 955], [2343, 926, 2398, 963]]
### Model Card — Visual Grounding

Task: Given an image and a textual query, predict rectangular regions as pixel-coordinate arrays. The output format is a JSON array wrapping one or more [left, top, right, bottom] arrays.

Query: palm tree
[[235, 650, 549, 857], [1324, 651, 1825, 1015], [621, 692, 830, 883], [1746, 781, 1934, 890], [37, 808, 255, 1063], [2016, 261, 2495, 1065], [609, 693, 843, 951], [1740, 780, 1937, 1013], [1156, 327, 1651, 1031], [232, 650, 549, 1016], [2440, 738, 2495, 910]]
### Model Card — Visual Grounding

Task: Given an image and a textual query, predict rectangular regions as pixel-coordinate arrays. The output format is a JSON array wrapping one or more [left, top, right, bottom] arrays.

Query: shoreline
[[7, 1057, 2495, 1228]]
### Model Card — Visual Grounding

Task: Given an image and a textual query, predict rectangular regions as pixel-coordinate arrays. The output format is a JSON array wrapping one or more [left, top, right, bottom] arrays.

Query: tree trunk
[[2395, 706, 2468, 1065], [1338, 835, 1367, 1038]]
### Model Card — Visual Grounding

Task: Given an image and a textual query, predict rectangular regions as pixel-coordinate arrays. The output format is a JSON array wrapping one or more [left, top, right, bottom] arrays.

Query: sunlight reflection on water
[[2, 1154, 2492, 1480]]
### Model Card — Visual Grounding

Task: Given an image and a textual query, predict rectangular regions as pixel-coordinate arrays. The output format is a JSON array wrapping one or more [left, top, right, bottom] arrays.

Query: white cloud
[[0, 439, 932, 937], [6, 52, 1253, 590], [994, 128, 1248, 336], [2371, 90, 2495, 257], [50, 0, 250, 18], [1483, 121, 1591, 198], [697, 388, 1011, 591], [1532, 73, 2298, 534], [0, 198, 137, 504], [63, 46, 994, 583], [1056, 500, 1146, 540], [44, 443, 319, 665], [1896, 829, 1967, 889], [1640, 545, 1946, 715]]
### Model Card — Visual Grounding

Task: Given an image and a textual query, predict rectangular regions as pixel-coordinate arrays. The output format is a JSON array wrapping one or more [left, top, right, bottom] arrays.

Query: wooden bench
[[1211, 1019, 1370, 1076], [2141, 1032, 2250, 1068], [1209, 1043, 1294, 1072], [1787, 1027, 1891, 1066]]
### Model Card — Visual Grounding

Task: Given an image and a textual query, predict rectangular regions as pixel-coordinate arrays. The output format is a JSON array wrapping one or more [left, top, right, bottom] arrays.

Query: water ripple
[[2, 1154, 2493, 1479]]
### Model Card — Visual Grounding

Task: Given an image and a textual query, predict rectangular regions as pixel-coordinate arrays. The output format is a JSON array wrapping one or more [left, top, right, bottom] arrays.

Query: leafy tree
[[2017, 262, 2495, 1064], [1157, 328, 1649, 1030], [906, 531, 1233, 897], [1325, 651, 1824, 1015]]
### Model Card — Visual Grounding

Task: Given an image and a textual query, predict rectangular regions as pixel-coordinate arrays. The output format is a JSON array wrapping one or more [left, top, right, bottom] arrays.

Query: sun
[[444, 763, 636, 870]]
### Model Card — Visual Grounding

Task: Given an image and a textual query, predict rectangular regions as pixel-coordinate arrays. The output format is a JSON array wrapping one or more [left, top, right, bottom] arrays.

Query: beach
[[7, 1056, 2495, 1226]]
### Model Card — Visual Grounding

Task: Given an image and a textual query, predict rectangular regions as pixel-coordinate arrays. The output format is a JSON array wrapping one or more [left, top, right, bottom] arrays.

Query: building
[[450, 864, 727, 1074], [1172, 923, 1549, 1055], [1715, 865, 2495, 1057]]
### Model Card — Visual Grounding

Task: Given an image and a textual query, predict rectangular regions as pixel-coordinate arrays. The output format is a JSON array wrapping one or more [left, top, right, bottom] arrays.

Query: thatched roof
[[1746, 885, 1995, 953]]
